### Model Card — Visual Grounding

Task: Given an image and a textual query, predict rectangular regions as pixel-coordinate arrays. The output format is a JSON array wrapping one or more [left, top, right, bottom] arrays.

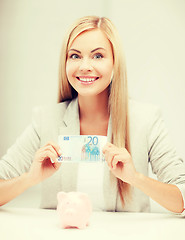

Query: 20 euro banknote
[[58, 135, 107, 162]]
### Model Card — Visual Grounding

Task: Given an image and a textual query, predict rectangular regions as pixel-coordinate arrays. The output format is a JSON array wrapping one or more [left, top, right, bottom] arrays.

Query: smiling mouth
[[76, 77, 99, 83]]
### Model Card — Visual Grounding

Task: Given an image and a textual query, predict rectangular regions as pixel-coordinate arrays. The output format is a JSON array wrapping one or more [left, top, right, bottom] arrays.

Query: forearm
[[131, 173, 184, 213], [0, 173, 34, 206]]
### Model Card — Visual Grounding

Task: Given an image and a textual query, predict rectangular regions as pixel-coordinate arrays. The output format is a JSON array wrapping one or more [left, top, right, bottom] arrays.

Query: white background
[[0, 0, 185, 211]]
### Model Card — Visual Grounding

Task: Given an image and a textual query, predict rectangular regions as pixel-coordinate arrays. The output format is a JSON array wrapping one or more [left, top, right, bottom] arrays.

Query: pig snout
[[65, 208, 75, 216]]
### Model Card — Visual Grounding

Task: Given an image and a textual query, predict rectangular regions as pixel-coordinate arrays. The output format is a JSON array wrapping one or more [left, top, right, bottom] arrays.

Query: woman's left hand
[[102, 142, 137, 185]]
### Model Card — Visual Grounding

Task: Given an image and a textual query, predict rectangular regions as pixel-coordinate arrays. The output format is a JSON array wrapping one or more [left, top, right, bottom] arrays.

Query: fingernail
[[50, 158, 54, 163]]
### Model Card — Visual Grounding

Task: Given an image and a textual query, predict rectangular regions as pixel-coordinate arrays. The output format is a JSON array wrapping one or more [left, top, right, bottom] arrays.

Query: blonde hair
[[58, 16, 131, 207]]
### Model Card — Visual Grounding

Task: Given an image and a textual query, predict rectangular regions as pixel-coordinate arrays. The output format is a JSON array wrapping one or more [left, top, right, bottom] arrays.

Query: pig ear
[[79, 192, 89, 200], [79, 193, 92, 209], [57, 192, 67, 201]]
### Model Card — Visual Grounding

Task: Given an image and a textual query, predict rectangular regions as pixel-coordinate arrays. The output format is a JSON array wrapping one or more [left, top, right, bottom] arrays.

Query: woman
[[0, 16, 184, 213]]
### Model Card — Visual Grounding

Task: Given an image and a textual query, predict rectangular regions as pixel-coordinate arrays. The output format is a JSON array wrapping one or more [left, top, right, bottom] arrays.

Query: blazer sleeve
[[0, 107, 41, 180], [147, 107, 185, 210]]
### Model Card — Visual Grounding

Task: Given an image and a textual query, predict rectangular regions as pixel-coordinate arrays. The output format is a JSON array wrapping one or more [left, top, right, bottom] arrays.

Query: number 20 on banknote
[[82, 136, 100, 161]]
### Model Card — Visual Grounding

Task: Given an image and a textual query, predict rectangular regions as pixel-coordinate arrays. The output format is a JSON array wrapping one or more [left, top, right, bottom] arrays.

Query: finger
[[50, 158, 55, 163], [52, 161, 62, 170], [39, 150, 58, 163], [106, 150, 117, 169], [41, 146, 60, 164], [44, 146, 58, 161], [111, 154, 121, 170], [45, 142, 62, 156], [102, 142, 114, 154], [47, 152, 62, 166]]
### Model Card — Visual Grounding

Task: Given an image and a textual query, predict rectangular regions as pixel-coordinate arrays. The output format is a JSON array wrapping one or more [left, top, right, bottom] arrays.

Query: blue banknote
[[58, 135, 107, 162]]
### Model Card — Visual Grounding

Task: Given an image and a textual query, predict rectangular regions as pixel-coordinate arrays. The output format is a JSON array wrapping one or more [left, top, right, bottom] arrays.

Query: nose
[[79, 58, 93, 72]]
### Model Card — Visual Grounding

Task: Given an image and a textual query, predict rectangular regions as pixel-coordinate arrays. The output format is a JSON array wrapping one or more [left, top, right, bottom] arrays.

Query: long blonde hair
[[58, 16, 131, 207]]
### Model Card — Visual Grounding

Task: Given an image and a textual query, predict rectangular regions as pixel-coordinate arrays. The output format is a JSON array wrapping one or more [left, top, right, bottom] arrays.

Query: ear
[[57, 191, 67, 201], [78, 192, 88, 200], [79, 193, 92, 211]]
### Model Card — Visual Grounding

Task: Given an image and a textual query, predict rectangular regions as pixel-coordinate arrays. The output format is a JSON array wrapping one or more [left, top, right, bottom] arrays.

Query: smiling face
[[66, 29, 114, 97]]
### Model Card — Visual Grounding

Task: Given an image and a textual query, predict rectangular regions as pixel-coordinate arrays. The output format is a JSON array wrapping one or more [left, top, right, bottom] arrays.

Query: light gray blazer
[[0, 97, 185, 211]]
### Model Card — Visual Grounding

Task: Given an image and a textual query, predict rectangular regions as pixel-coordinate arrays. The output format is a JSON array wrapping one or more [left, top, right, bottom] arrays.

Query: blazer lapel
[[59, 97, 80, 136]]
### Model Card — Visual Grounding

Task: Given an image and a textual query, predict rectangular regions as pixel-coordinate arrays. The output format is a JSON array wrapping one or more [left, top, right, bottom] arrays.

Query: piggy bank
[[57, 191, 92, 229]]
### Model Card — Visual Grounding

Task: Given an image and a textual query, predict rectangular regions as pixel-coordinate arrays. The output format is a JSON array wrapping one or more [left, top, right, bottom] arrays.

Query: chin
[[78, 89, 109, 98], [78, 91, 99, 97]]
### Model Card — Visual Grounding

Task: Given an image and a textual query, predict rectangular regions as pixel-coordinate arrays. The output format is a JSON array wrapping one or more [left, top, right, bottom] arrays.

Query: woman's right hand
[[27, 142, 62, 185]]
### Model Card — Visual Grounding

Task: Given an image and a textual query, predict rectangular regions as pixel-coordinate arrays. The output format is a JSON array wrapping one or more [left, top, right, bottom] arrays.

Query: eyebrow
[[68, 47, 106, 54]]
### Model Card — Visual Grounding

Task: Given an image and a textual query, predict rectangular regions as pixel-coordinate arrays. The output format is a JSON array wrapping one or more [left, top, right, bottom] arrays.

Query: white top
[[76, 162, 105, 211]]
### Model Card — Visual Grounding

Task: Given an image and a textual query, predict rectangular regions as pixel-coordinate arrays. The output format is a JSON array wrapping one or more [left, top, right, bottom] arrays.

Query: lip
[[76, 76, 100, 85]]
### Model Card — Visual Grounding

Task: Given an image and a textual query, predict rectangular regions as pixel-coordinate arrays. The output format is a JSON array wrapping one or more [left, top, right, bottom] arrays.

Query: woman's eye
[[93, 53, 103, 59], [70, 54, 80, 59]]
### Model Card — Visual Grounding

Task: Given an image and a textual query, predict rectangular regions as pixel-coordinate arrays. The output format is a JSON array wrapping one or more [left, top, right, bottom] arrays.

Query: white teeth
[[78, 77, 97, 82]]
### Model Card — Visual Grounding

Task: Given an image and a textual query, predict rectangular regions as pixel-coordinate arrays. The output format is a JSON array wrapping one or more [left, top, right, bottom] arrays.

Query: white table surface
[[0, 207, 184, 240]]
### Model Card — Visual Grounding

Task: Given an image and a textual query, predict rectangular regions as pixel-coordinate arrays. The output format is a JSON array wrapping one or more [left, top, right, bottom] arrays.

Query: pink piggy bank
[[57, 191, 92, 229]]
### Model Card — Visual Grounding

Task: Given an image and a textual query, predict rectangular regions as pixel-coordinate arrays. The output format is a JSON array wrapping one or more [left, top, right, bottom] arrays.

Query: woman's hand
[[103, 142, 137, 185], [28, 142, 62, 185]]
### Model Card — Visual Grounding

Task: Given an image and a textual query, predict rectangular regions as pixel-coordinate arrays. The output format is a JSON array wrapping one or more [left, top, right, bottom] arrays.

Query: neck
[[78, 91, 109, 121]]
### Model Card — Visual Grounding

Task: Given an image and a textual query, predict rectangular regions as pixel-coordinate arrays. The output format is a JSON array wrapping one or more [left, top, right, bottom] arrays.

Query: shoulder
[[128, 99, 165, 157], [129, 98, 161, 122], [30, 98, 78, 144], [32, 99, 72, 120], [128, 99, 163, 135]]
